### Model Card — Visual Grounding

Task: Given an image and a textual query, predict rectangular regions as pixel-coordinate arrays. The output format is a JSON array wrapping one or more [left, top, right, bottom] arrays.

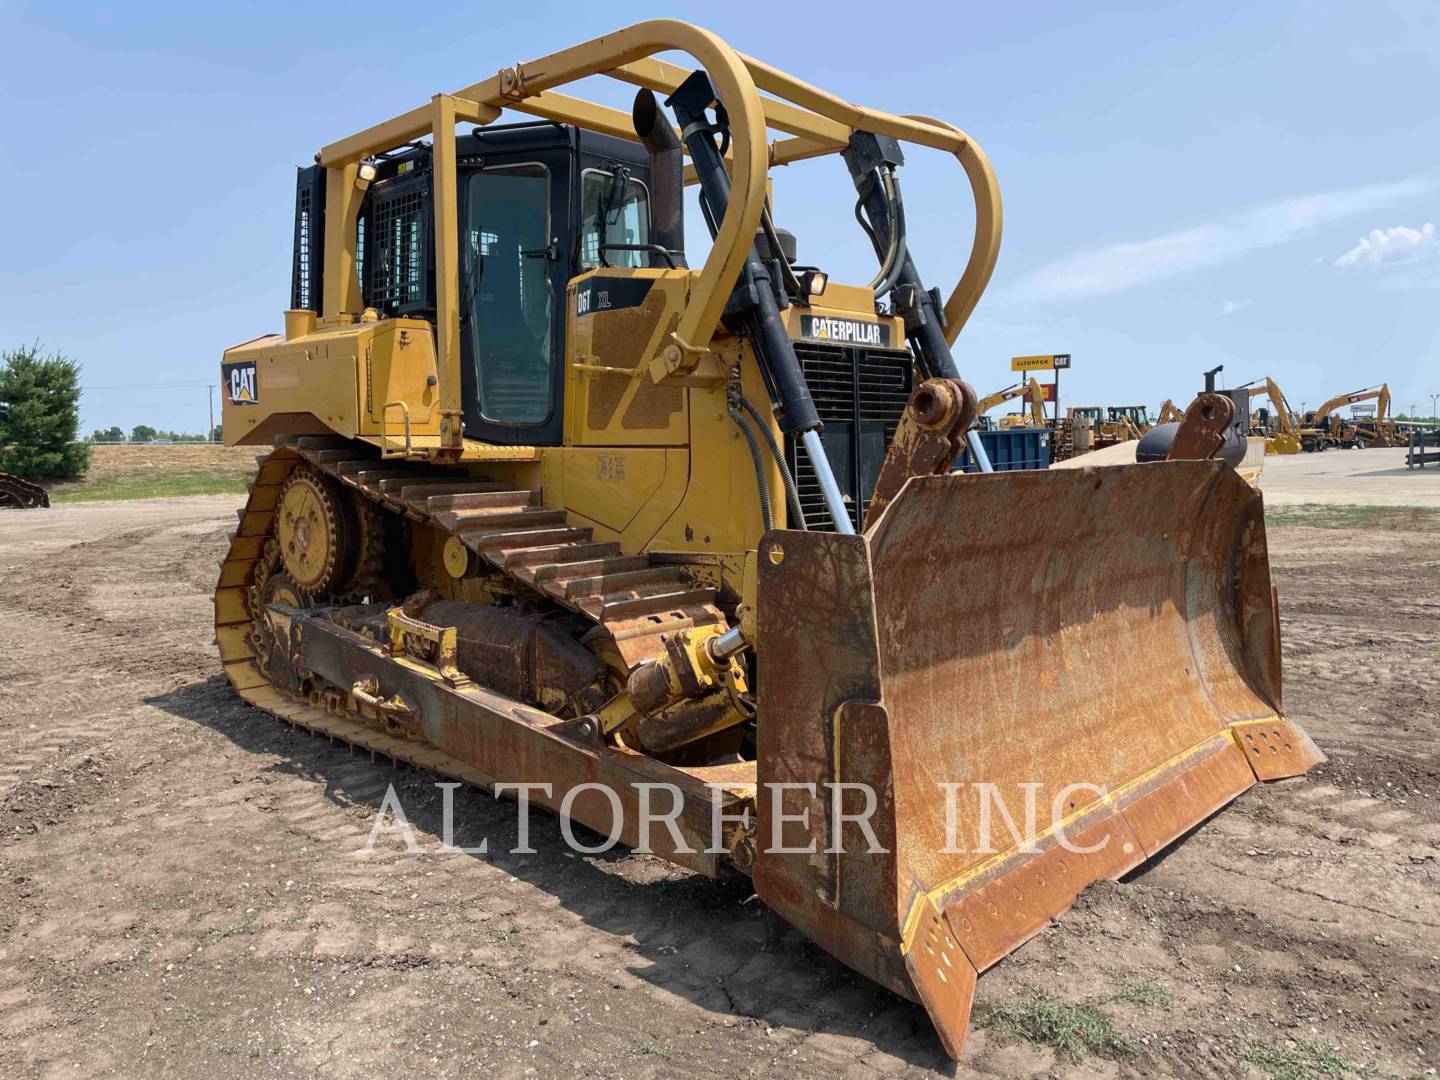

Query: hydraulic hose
[[855, 167, 907, 296], [759, 204, 801, 301], [728, 395, 774, 532], [843, 134, 958, 382], [667, 69, 854, 535], [731, 387, 807, 530]]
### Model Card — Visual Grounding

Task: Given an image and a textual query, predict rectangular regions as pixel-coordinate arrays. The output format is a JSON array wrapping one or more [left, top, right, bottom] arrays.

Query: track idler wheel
[[275, 465, 356, 596]]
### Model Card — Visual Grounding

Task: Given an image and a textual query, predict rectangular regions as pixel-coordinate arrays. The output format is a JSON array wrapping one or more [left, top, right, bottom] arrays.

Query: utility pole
[[1431, 393, 1438, 422], [208, 385, 215, 442]]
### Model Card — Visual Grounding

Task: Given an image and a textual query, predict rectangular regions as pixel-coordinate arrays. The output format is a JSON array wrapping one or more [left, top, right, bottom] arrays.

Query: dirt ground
[[0, 493, 1435, 1079]]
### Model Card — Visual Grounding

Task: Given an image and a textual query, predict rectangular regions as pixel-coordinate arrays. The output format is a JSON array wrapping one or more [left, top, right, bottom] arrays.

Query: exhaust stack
[[632, 89, 685, 262]]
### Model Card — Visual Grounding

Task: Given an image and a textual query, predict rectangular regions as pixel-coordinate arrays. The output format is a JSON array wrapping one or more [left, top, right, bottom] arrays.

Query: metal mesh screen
[[290, 184, 314, 311], [366, 187, 427, 312]]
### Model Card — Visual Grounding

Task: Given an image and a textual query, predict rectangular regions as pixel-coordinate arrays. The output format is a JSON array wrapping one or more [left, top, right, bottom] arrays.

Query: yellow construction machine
[[215, 21, 1320, 1060], [1108, 404, 1152, 434], [1237, 377, 1302, 454], [976, 377, 1048, 428], [1155, 399, 1184, 424], [1065, 404, 1142, 449], [1299, 383, 1392, 450]]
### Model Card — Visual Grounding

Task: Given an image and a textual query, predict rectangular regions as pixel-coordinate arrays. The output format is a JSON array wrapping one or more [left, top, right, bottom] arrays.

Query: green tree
[[130, 424, 157, 443], [210, 424, 223, 443], [0, 343, 89, 479], [90, 425, 125, 443]]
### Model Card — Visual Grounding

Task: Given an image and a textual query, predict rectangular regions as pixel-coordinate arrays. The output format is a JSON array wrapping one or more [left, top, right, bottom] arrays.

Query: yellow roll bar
[[313, 19, 1002, 450]]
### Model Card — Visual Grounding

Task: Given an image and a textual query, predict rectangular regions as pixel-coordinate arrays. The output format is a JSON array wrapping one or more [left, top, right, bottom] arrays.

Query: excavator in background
[[1236, 377, 1301, 455], [0, 472, 50, 509], [976, 377, 1048, 428], [1299, 383, 1392, 450], [213, 21, 1319, 1061], [1156, 400, 1184, 424]]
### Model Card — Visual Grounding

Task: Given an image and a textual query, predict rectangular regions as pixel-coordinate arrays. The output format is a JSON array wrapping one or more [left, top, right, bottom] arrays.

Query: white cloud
[[1009, 176, 1435, 301], [1334, 223, 1436, 268], [1220, 299, 1251, 316]]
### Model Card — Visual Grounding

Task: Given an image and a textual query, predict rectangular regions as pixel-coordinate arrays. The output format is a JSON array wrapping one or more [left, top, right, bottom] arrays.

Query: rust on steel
[[1168, 392, 1236, 461], [754, 463, 1322, 1053], [0, 472, 50, 509], [865, 378, 977, 525]]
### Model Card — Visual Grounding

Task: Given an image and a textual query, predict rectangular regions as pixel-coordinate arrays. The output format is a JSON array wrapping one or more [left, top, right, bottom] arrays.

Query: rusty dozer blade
[[752, 460, 1322, 1060]]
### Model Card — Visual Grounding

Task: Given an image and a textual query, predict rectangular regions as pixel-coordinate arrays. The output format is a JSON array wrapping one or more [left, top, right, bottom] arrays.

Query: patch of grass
[[1109, 981, 1172, 1009], [50, 471, 250, 502], [1241, 1036, 1368, 1080], [633, 1043, 673, 1059], [977, 985, 1135, 1061], [1265, 503, 1440, 530]]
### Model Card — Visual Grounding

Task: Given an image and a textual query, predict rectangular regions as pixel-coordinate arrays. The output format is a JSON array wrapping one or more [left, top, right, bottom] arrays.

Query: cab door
[[458, 153, 571, 445]]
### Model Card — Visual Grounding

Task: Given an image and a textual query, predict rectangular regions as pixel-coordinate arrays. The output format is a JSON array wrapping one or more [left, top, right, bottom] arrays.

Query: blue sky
[[2, 0, 1437, 433]]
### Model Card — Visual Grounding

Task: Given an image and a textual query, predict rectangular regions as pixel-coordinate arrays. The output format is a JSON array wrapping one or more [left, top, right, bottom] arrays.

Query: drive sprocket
[[275, 465, 355, 596]]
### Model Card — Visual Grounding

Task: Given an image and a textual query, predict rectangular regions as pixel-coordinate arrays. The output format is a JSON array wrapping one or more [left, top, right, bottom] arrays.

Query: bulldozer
[[214, 20, 1321, 1061], [1063, 404, 1143, 450], [0, 472, 50, 509], [1108, 404, 1152, 434]]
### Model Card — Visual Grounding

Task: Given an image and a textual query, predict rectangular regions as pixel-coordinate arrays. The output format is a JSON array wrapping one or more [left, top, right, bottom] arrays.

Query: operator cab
[[1108, 405, 1150, 428], [290, 122, 661, 446]]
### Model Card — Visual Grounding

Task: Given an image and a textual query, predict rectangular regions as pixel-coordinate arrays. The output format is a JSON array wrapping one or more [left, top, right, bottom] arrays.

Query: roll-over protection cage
[[310, 19, 1003, 452]]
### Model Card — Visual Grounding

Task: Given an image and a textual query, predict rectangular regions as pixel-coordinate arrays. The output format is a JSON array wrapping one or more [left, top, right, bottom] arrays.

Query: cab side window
[[578, 169, 651, 271]]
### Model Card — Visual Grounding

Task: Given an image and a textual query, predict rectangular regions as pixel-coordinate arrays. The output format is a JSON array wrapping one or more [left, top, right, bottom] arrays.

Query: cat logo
[[222, 360, 259, 406], [800, 314, 891, 347]]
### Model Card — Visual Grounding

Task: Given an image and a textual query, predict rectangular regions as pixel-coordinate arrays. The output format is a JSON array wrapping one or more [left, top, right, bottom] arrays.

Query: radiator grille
[[786, 342, 915, 532], [366, 184, 429, 313]]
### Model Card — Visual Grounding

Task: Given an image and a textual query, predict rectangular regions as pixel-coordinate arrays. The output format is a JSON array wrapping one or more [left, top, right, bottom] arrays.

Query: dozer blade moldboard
[[752, 459, 1322, 1058]]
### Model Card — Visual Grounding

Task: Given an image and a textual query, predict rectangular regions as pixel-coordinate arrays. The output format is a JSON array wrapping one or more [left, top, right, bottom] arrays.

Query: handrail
[[310, 19, 1003, 446]]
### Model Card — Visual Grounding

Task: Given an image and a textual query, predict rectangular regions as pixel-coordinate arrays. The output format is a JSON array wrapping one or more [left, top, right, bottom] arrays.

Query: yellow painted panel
[[650, 349, 775, 560], [562, 447, 673, 537], [221, 317, 443, 448], [361, 320, 441, 434], [565, 269, 690, 447]]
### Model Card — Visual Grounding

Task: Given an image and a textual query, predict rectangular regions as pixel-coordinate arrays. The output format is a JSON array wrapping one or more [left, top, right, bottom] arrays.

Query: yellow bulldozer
[[214, 20, 1320, 1060]]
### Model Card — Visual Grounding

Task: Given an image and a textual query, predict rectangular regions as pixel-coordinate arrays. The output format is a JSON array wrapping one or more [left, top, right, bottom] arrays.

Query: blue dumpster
[[955, 427, 1051, 473]]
